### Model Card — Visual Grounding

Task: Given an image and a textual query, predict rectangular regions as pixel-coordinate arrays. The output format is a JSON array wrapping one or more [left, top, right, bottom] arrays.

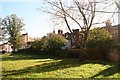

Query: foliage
[[2, 53, 120, 78], [47, 33, 67, 50], [29, 39, 41, 52], [28, 33, 67, 53], [0, 27, 7, 41], [31, 39, 41, 49], [29, 36, 48, 53], [86, 28, 113, 48], [0, 18, 8, 41], [2, 14, 25, 51], [40, 36, 48, 50]]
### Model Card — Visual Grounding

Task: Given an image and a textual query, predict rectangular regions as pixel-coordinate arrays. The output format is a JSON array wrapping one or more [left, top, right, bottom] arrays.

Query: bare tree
[[39, 0, 120, 59], [44, 0, 96, 46], [41, 0, 96, 52]]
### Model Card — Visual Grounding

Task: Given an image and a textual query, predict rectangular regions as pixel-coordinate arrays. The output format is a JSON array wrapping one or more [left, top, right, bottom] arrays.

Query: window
[[113, 30, 118, 37]]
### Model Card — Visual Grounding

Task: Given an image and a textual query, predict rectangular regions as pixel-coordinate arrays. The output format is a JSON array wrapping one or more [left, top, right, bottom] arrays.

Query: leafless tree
[[39, 0, 120, 57], [41, 0, 96, 49]]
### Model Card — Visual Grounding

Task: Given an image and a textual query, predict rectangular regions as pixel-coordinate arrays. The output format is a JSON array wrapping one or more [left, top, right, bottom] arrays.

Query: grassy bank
[[1, 53, 120, 78]]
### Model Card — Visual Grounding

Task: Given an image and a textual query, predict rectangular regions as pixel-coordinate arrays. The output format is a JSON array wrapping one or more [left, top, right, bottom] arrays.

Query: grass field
[[1, 53, 120, 78]]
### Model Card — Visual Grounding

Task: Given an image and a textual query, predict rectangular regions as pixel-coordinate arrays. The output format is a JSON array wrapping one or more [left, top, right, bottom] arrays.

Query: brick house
[[20, 33, 34, 49], [0, 42, 12, 52], [64, 29, 83, 49], [0, 33, 34, 52], [105, 20, 120, 43], [54, 29, 83, 50], [63, 20, 120, 49], [105, 20, 120, 61]]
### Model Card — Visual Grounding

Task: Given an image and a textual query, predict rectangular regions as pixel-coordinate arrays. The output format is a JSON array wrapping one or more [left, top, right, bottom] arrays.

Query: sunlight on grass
[[1, 53, 120, 78]]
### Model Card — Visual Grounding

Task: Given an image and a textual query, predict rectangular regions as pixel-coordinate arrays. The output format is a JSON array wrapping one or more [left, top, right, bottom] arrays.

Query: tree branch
[[75, 1, 88, 29], [59, 1, 72, 33], [43, 0, 82, 29]]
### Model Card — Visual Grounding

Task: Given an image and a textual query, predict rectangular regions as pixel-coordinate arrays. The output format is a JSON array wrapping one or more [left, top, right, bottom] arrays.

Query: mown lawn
[[1, 53, 120, 78]]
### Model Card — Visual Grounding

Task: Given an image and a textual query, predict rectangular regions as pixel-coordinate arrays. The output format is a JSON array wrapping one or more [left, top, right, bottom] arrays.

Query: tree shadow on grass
[[2, 53, 119, 78], [3, 59, 81, 76], [90, 64, 120, 78], [3, 59, 116, 78], [2, 53, 59, 61]]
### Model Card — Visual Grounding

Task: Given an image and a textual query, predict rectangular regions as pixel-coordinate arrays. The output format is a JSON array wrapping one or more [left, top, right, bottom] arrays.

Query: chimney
[[105, 20, 112, 32], [58, 29, 63, 35], [105, 20, 112, 27], [61, 30, 63, 35], [58, 30, 61, 34], [53, 29, 55, 33]]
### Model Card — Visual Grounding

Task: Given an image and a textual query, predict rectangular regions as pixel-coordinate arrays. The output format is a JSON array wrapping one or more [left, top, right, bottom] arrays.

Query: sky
[[0, 0, 119, 38], [0, 0, 54, 38]]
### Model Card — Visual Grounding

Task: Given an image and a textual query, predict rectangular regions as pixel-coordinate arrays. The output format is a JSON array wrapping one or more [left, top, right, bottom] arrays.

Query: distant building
[[0, 42, 12, 52], [20, 33, 34, 49], [53, 22, 120, 50], [64, 29, 83, 49], [105, 20, 120, 43], [0, 33, 34, 52]]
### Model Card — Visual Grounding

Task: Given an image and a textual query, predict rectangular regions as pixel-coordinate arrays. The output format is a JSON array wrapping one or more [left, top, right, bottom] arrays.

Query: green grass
[[1, 53, 120, 78]]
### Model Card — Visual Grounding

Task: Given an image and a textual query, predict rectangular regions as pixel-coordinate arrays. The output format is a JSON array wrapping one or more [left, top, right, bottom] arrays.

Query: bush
[[47, 33, 67, 50], [19, 33, 68, 55], [86, 28, 113, 48], [28, 36, 48, 53], [40, 36, 48, 50], [30, 33, 67, 51], [29, 40, 41, 53], [85, 28, 113, 60]]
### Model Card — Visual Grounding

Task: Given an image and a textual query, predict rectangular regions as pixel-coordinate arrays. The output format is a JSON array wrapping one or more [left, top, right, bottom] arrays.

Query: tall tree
[[40, 0, 119, 59], [0, 18, 7, 42], [41, 0, 96, 54], [2, 14, 25, 51]]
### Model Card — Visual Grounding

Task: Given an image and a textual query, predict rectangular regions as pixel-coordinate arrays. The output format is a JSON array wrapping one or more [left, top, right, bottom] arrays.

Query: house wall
[[105, 23, 120, 62], [0, 43, 12, 52], [105, 20, 120, 43], [20, 33, 34, 49], [20, 33, 28, 48], [118, 26, 120, 43], [111, 25, 120, 43]]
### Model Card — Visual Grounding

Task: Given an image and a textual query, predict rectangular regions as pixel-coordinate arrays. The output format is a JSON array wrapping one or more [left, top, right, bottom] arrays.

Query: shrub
[[29, 36, 48, 53], [85, 28, 113, 60], [47, 33, 68, 50], [30, 39, 41, 52], [86, 28, 113, 48], [40, 36, 48, 50]]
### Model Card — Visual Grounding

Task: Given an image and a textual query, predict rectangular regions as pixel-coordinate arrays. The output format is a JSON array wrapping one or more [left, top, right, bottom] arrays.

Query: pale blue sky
[[1, 1, 53, 38], [0, 0, 119, 38]]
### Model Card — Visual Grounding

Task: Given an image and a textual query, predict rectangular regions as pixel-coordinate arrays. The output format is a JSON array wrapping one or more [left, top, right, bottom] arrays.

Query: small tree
[[47, 33, 67, 50], [2, 14, 25, 51], [40, 36, 48, 50], [86, 28, 113, 48], [31, 40, 41, 49], [30, 34, 67, 52]]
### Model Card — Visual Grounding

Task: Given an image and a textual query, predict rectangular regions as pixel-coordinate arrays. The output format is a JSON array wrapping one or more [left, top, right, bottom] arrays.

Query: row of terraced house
[[0, 20, 120, 53], [56, 20, 120, 50]]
